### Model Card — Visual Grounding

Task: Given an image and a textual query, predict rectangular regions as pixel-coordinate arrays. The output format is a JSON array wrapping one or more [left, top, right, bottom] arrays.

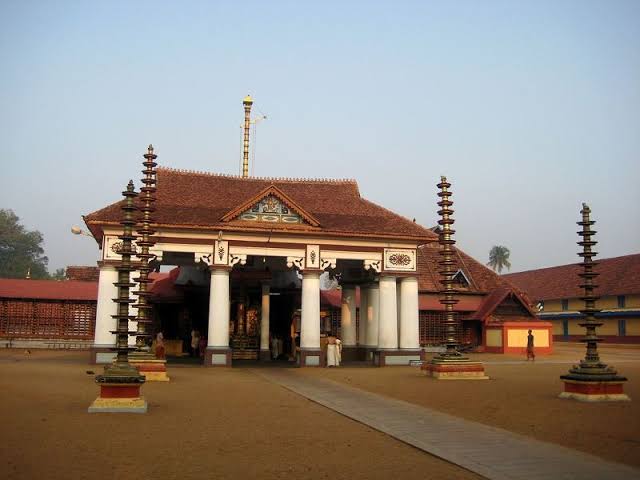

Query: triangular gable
[[471, 288, 536, 322], [452, 269, 471, 289], [220, 185, 321, 227]]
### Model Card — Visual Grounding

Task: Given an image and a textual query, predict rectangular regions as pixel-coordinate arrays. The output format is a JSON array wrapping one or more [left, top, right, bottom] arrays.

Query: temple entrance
[[268, 291, 298, 361]]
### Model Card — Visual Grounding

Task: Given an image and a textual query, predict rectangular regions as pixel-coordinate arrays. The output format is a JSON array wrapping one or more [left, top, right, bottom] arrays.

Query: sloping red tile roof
[[417, 243, 512, 294], [0, 278, 98, 301], [85, 168, 437, 243], [148, 268, 183, 301], [503, 253, 640, 300], [66, 266, 99, 282], [468, 287, 536, 322]]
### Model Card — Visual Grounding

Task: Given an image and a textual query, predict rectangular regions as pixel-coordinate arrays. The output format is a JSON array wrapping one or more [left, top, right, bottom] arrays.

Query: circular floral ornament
[[110, 241, 137, 255], [389, 253, 411, 266]]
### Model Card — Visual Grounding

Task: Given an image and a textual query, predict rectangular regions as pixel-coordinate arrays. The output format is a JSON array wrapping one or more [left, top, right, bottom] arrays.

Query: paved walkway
[[252, 369, 640, 480]]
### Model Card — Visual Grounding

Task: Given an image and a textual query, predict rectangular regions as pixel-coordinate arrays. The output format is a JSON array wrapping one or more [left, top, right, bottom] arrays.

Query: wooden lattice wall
[[0, 299, 96, 339]]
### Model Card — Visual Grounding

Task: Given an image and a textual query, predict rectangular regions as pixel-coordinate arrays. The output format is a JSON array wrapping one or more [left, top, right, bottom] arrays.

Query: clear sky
[[1, 0, 639, 273]]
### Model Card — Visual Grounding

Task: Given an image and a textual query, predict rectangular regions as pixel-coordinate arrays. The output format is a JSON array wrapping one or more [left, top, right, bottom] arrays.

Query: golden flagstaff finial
[[242, 95, 253, 178]]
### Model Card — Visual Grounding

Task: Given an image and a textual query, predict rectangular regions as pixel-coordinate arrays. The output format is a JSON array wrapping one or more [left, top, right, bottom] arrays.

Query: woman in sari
[[326, 333, 342, 367]]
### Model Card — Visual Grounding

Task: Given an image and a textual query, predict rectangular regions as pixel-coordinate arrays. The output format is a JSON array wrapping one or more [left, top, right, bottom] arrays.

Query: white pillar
[[208, 268, 230, 348], [301, 271, 320, 350], [399, 277, 420, 349], [94, 265, 118, 347], [365, 284, 380, 347], [358, 287, 368, 345], [378, 276, 398, 349], [260, 283, 270, 352], [340, 286, 357, 346]]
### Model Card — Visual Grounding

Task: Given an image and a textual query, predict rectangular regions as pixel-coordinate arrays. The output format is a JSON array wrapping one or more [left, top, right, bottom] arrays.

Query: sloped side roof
[[469, 287, 536, 322], [503, 253, 640, 300], [417, 244, 512, 294], [0, 278, 98, 301], [85, 168, 437, 243]]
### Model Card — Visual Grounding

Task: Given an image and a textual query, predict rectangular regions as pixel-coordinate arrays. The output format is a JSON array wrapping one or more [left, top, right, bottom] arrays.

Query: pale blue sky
[[1, 0, 638, 273]]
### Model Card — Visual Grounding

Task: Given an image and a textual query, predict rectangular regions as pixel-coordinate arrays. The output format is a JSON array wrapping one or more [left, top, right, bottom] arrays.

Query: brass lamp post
[[89, 181, 147, 413], [559, 204, 629, 401], [423, 177, 487, 379]]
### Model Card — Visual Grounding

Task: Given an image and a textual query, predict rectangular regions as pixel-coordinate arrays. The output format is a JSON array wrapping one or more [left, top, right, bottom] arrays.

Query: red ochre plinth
[[88, 383, 148, 413], [422, 357, 489, 380], [129, 358, 170, 382]]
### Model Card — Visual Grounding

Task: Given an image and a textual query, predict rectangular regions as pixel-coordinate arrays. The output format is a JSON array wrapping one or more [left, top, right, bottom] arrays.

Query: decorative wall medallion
[[389, 253, 411, 266], [306, 244, 320, 269], [383, 249, 416, 272], [110, 241, 123, 254], [214, 240, 229, 265]]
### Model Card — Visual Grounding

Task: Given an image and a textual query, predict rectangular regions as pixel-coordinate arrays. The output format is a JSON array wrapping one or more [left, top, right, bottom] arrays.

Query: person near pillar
[[155, 330, 165, 359], [327, 333, 342, 367], [526, 330, 535, 361]]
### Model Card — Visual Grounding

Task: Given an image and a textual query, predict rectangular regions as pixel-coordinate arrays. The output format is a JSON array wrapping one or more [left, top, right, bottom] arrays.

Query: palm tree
[[487, 246, 511, 273]]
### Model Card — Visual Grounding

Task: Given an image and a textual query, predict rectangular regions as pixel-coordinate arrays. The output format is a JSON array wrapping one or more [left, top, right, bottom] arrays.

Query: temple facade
[[85, 168, 433, 366]]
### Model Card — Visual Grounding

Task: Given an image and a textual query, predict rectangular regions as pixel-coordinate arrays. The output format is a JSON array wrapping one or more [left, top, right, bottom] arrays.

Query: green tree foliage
[[487, 245, 511, 273], [51, 268, 66, 280], [0, 209, 49, 279]]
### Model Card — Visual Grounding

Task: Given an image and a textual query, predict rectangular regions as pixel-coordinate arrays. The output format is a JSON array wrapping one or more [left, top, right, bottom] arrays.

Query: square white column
[[208, 268, 230, 348], [340, 286, 357, 346], [378, 275, 398, 349], [94, 265, 119, 348], [358, 287, 368, 345], [399, 277, 420, 349], [301, 271, 320, 350], [365, 284, 380, 347]]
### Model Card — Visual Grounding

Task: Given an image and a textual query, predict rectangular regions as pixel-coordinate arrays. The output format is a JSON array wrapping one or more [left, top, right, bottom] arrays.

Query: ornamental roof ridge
[[158, 166, 357, 184]]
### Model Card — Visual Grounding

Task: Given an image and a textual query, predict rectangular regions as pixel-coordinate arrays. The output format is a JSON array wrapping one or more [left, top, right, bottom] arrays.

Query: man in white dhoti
[[326, 334, 342, 367]]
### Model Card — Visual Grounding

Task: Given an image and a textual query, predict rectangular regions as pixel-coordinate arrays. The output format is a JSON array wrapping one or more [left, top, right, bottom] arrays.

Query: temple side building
[[504, 253, 640, 344]]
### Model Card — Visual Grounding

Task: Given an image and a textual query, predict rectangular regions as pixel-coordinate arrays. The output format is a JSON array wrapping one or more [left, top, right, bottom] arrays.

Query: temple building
[[505, 253, 640, 344], [85, 168, 432, 366]]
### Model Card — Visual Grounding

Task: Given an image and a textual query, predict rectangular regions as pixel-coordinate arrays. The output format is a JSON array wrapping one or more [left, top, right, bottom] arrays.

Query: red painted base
[[560, 380, 630, 402], [99, 384, 142, 399]]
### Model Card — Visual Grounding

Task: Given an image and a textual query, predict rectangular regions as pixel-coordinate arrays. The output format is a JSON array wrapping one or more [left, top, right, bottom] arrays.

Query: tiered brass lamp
[[423, 177, 488, 380], [88, 181, 147, 413], [559, 204, 629, 401], [129, 145, 169, 381]]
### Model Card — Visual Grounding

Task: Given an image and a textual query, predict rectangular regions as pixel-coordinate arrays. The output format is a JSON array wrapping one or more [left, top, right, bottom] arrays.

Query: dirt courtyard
[[1, 345, 638, 479], [0, 349, 478, 480], [300, 344, 640, 468]]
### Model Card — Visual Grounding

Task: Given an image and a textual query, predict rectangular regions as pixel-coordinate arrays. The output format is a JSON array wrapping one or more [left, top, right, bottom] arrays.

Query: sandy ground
[[0, 350, 479, 480], [299, 344, 640, 468]]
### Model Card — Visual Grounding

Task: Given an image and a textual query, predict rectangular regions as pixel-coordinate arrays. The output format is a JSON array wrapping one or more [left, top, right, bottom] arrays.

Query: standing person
[[526, 329, 535, 361], [191, 329, 200, 358], [326, 333, 342, 367], [155, 330, 165, 359]]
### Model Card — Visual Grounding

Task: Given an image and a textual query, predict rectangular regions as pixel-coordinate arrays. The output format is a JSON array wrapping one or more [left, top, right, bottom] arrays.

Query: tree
[[51, 268, 66, 280], [0, 209, 49, 279], [487, 245, 511, 273]]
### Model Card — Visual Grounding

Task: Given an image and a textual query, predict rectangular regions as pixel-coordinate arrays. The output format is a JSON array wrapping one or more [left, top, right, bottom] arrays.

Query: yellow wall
[[552, 321, 564, 335], [544, 295, 640, 312], [486, 329, 502, 347], [625, 318, 640, 335], [628, 295, 640, 309], [507, 328, 549, 348]]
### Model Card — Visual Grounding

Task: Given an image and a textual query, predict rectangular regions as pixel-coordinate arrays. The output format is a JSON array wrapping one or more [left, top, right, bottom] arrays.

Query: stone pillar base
[[88, 383, 147, 413], [422, 357, 489, 380], [259, 349, 272, 361], [559, 378, 630, 402], [89, 346, 116, 365], [204, 347, 232, 367], [299, 349, 323, 367], [340, 345, 364, 362], [129, 358, 170, 382], [373, 349, 422, 366]]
